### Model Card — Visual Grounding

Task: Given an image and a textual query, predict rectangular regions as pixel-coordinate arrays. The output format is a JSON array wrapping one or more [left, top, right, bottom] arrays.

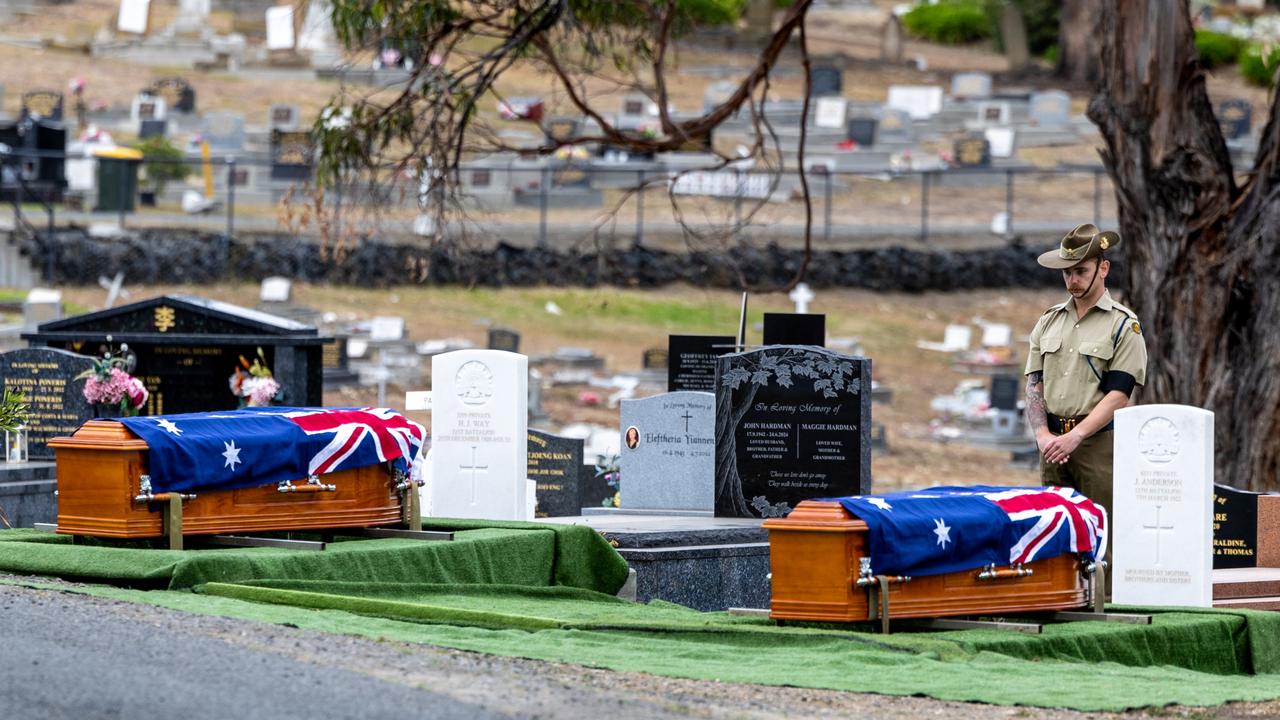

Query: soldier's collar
[[1095, 291, 1115, 312]]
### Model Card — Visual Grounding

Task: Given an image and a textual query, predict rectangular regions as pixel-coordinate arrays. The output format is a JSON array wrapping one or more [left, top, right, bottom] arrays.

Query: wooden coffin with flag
[[48, 408, 424, 539], [764, 494, 1096, 622]]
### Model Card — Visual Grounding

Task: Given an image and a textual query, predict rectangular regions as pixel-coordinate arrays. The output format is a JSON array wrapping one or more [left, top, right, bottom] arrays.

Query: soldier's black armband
[[1100, 371, 1137, 396]]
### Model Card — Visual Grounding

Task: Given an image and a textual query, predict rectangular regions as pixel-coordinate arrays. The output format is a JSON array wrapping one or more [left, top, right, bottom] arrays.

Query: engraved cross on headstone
[[460, 445, 488, 505], [681, 410, 693, 432], [1142, 505, 1176, 565]]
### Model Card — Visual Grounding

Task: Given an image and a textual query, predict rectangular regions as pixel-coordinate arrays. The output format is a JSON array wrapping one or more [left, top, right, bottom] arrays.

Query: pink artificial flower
[[244, 377, 280, 407], [126, 376, 148, 409]]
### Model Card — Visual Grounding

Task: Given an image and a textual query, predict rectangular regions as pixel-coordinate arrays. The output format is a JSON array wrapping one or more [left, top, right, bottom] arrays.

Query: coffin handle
[[277, 476, 337, 493], [976, 563, 1034, 581]]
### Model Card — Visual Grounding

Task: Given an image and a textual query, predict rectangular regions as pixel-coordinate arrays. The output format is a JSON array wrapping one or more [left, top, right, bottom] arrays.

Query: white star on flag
[[933, 518, 952, 549], [155, 418, 183, 436], [867, 497, 893, 512], [222, 440, 242, 471]]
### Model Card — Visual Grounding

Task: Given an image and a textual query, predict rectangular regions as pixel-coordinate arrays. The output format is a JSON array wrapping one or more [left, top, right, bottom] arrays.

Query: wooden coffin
[[763, 500, 1089, 622], [48, 420, 410, 538]]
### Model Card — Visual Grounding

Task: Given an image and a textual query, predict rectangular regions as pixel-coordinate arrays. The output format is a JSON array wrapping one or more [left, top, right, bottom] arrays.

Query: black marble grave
[[714, 346, 871, 518], [23, 295, 332, 416], [0, 347, 95, 460], [668, 334, 735, 392], [990, 374, 1019, 411], [1214, 483, 1260, 569], [488, 327, 521, 353], [147, 77, 196, 114], [21, 90, 63, 122], [642, 348, 668, 370], [762, 313, 825, 347], [529, 429, 584, 517], [270, 130, 314, 181], [846, 118, 878, 147], [321, 335, 359, 387], [809, 65, 843, 97], [954, 135, 991, 168], [1218, 99, 1252, 141]]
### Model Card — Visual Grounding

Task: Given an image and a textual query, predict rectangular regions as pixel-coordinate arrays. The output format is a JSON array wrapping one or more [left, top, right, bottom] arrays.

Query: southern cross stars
[[155, 418, 182, 436], [867, 497, 893, 512], [222, 440, 242, 471], [933, 518, 952, 549]]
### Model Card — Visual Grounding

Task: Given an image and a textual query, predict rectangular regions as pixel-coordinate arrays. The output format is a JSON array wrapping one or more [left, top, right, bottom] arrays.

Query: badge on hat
[[1037, 223, 1122, 270]]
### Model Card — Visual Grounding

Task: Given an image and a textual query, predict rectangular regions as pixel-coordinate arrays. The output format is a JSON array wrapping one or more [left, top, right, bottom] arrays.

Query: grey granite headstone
[[951, 72, 992, 99], [0, 347, 95, 460], [714, 346, 871, 518], [620, 391, 715, 511], [200, 111, 246, 152], [528, 429, 583, 517], [876, 108, 913, 142], [1029, 90, 1070, 128]]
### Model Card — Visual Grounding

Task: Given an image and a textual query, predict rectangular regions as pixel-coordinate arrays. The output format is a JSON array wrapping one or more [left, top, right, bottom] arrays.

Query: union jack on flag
[[119, 407, 427, 494], [835, 485, 1107, 578]]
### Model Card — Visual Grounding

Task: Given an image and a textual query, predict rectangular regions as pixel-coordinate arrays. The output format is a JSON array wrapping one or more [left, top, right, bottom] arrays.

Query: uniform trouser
[[1040, 429, 1113, 596]]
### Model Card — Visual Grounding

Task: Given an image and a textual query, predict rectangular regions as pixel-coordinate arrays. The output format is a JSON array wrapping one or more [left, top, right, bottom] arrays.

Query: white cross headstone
[[789, 283, 815, 314], [425, 349, 529, 520], [1113, 404, 1215, 607]]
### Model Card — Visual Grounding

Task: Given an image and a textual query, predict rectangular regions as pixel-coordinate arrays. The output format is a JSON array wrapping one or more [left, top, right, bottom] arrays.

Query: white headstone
[[985, 127, 1016, 159], [369, 316, 405, 342], [1113, 404, 1215, 608], [171, 0, 210, 34], [426, 349, 529, 520], [266, 5, 295, 50], [130, 93, 167, 126], [886, 85, 944, 120], [259, 276, 292, 303], [813, 97, 848, 129], [297, 0, 336, 51], [980, 323, 1012, 348], [117, 0, 150, 34]]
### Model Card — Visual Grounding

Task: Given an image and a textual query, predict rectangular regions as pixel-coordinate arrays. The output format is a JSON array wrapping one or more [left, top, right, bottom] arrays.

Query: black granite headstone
[[1214, 483, 1259, 569], [714, 346, 871, 518], [487, 327, 521, 353], [529, 429, 584, 517], [21, 90, 63, 122], [138, 119, 167, 139], [270, 130, 314, 181], [1218, 99, 1252, 141], [642, 348, 668, 370], [22, 295, 330, 416], [763, 313, 825, 347], [990, 374, 1019, 411], [580, 462, 617, 509], [0, 347, 95, 459], [321, 335, 358, 387], [846, 118, 878, 147], [953, 135, 991, 168], [668, 334, 735, 392], [809, 66, 843, 97], [148, 77, 196, 113]]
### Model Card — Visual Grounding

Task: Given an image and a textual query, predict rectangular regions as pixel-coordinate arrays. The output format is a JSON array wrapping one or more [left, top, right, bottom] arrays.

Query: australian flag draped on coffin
[[834, 486, 1107, 577], [118, 407, 426, 494]]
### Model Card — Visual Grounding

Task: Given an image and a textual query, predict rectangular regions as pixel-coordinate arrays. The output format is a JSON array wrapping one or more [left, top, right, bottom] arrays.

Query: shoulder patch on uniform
[[1132, 321, 1141, 335]]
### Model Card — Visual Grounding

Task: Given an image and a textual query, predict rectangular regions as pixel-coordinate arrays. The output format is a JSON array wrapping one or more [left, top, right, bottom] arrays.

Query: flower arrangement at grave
[[76, 353, 148, 417], [0, 388, 29, 434], [594, 452, 620, 508], [229, 347, 281, 407]]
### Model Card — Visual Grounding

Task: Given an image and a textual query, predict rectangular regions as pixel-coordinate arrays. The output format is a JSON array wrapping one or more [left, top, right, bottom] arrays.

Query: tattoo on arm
[[1025, 371, 1048, 434]]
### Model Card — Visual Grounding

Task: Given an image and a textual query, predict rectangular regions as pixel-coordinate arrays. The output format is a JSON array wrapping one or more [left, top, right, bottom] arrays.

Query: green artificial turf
[[7, 577, 1280, 712]]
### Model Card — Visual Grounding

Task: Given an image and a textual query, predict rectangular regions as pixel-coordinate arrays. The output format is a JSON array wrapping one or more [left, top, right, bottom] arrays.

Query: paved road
[[0, 585, 510, 720]]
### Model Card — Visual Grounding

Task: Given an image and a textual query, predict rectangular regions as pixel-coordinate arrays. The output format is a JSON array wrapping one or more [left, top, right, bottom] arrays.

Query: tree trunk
[[1057, 0, 1101, 85], [715, 381, 759, 516], [1088, 0, 1280, 490]]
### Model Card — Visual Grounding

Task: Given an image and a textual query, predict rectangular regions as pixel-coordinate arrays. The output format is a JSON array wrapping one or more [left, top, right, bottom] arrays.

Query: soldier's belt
[[1048, 414, 1113, 435]]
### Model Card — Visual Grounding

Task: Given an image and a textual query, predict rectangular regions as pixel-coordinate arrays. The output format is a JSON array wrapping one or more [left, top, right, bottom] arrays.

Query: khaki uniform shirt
[[1025, 290, 1148, 418]]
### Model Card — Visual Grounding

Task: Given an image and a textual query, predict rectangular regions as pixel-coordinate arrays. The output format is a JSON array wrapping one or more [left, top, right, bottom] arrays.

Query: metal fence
[[2, 150, 1120, 254]]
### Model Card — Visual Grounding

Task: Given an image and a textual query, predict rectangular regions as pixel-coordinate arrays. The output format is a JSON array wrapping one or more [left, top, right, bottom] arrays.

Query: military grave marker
[[1113, 404, 1214, 607]]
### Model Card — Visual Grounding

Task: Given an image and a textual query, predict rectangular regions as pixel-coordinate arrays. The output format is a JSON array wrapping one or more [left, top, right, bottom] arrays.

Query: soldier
[[1025, 223, 1148, 526]]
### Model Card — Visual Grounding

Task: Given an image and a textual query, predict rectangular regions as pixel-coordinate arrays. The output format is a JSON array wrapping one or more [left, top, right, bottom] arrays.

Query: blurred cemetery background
[[1, 0, 1270, 495]]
